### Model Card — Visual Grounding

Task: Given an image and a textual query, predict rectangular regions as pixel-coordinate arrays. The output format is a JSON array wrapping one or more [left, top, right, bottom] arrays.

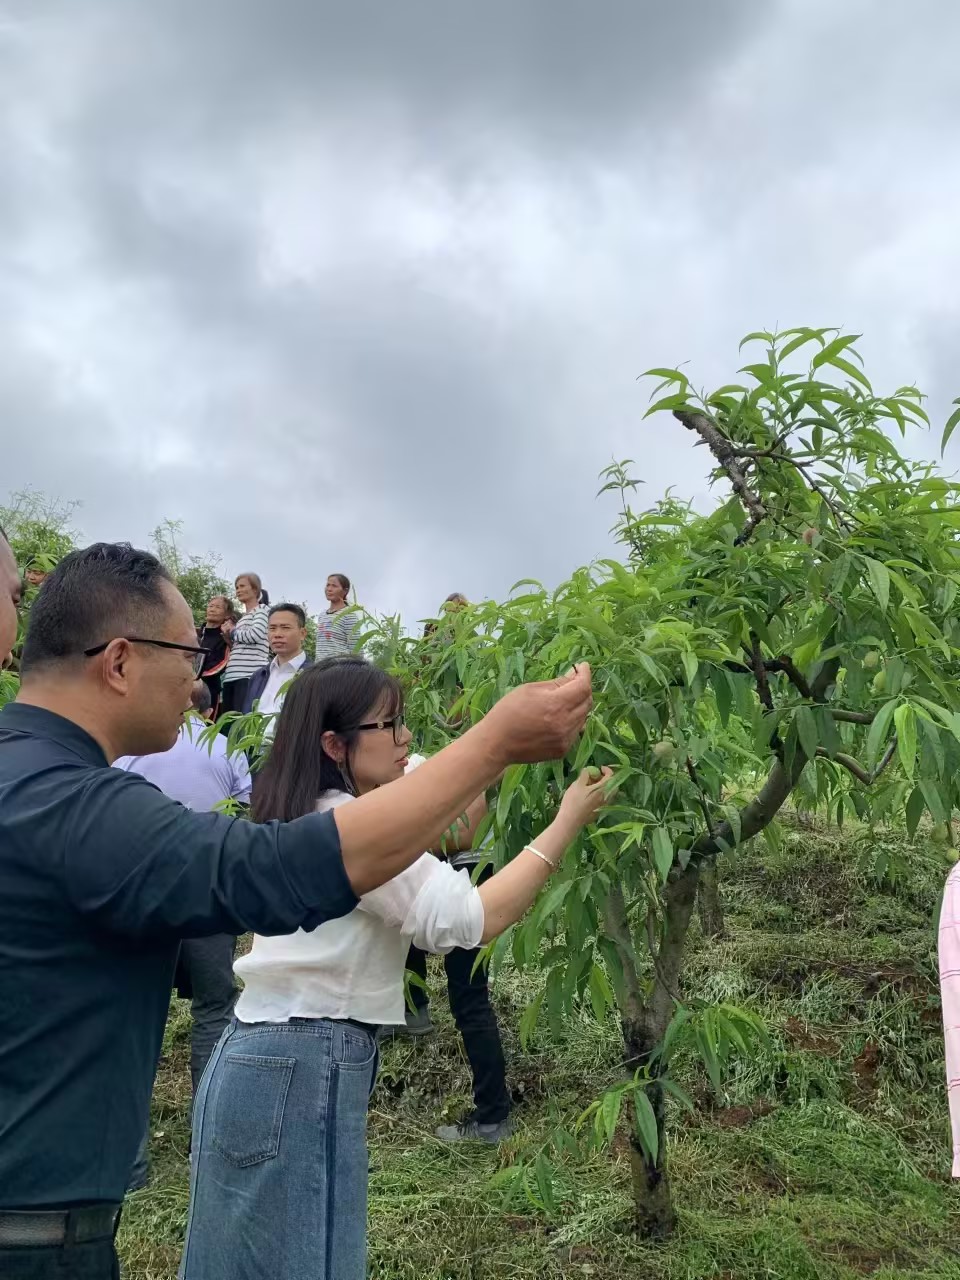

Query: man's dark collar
[[0, 702, 109, 766]]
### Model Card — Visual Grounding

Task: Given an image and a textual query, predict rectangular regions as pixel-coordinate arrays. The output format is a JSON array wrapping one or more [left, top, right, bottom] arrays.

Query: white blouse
[[234, 760, 485, 1025]]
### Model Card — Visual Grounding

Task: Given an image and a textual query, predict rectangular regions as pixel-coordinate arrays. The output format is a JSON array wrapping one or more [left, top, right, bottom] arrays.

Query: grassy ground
[[118, 823, 960, 1279]]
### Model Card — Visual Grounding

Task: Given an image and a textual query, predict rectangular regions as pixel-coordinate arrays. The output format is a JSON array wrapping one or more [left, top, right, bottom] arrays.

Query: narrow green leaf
[[941, 401, 960, 455], [866, 699, 897, 765], [711, 667, 733, 726], [651, 828, 674, 882], [633, 1090, 659, 1165], [795, 705, 819, 762], [863, 557, 891, 613], [600, 1088, 623, 1143], [905, 785, 925, 838], [810, 333, 862, 370], [681, 649, 698, 686], [659, 1077, 696, 1112], [920, 778, 948, 824], [534, 1153, 556, 1213], [518, 991, 544, 1050], [894, 703, 917, 777]]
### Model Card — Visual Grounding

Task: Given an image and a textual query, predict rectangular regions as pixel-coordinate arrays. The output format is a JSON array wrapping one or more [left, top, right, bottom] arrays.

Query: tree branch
[[674, 408, 767, 544], [776, 655, 812, 700], [727, 444, 855, 533], [829, 709, 875, 725], [816, 736, 898, 786], [682, 657, 842, 871], [685, 756, 717, 836]]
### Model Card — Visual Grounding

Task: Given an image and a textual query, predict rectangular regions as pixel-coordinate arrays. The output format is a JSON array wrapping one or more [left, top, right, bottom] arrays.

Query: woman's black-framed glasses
[[352, 713, 405, 745], [83, 638, 208, 678]]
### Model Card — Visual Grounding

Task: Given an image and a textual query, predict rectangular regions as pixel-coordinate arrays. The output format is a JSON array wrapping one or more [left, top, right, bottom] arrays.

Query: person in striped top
[[315, 572, 361, 661], [220, 572, 270, 715]]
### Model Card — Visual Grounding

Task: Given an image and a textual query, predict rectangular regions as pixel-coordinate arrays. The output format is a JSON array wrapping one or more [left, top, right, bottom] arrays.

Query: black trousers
[[405, 865, 511, 1124], [129, 935, 237, 1187], [218, 677, 249, 722], [0, 1237, 119, 1279]]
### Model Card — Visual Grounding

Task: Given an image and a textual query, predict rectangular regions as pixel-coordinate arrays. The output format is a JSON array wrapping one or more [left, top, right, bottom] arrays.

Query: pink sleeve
[[939, 864, 960, 1177]]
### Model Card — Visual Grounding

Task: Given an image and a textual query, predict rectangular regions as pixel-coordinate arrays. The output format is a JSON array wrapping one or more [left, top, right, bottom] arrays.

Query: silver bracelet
[[524, 843, 559, 872]]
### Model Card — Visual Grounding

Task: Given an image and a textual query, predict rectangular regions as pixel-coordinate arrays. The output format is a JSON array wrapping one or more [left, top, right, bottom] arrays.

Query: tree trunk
[[625, 1058, 675, 1237], [617, 863, 701, 1237], [697, 862, 725, 938]]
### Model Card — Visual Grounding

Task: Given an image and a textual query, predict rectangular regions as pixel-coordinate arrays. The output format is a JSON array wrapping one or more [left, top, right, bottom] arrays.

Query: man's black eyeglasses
[[352, 713, 405, 744], [83, 638, 208, 678]]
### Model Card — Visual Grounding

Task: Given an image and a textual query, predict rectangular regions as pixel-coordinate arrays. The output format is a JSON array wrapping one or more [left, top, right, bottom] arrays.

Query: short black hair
[[269, 602, 306, 628], [20, 542, 174, 675]]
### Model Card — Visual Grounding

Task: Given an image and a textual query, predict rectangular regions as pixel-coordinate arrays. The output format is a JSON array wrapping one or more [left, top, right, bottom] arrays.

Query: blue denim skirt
[[179, 1016, 379, 1280]]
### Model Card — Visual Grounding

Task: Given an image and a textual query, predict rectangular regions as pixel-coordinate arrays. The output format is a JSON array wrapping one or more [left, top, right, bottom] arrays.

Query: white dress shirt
[[258, 650, 308, 719], [114, 720, 252, 810], [234, 756, 485, 1026]]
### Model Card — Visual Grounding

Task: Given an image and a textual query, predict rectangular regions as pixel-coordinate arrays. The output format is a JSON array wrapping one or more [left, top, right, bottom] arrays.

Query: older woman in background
[[220, 572, 270, 716]]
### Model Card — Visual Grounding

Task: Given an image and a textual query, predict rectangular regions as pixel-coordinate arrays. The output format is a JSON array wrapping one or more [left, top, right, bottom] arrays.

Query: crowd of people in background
[[0, 532, 605, 1280]]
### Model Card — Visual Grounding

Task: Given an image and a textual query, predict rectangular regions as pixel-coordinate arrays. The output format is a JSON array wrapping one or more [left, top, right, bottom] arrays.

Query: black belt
[[289, 1016, 378, 1036], [0, 1204, 121, 1249]]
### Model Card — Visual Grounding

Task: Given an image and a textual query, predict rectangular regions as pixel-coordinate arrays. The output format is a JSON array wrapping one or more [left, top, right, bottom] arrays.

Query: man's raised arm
[[334, 665, 592, 894]]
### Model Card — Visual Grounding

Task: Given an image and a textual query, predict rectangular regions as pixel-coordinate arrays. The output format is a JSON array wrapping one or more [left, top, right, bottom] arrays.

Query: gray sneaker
[[378, 1006, 435, 1040], [435, 1117, 514, 1144]]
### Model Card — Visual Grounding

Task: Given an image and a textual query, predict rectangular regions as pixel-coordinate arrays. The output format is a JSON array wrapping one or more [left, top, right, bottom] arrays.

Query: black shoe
[[435, 1116, 513, 1144], [378, 1006, 435, 1040]]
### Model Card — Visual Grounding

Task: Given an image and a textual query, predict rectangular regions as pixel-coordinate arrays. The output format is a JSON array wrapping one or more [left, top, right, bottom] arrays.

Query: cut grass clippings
[[118, 821, 960, 1279]]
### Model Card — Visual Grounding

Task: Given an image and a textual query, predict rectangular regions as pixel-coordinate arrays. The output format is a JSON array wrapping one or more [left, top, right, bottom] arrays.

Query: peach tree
[[377, 329, 960, 1236]]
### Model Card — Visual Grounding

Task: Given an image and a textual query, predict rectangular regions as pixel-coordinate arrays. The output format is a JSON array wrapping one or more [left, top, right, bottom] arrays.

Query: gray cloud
[[3, 0, 960, 629]]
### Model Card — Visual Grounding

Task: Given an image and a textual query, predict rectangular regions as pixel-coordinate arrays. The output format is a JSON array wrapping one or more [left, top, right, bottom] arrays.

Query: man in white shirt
[[242, 602, 311, 723], [114, 680, 252, 1189]]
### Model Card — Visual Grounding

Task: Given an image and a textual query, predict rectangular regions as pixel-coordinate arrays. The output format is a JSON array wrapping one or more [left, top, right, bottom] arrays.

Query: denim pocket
[[333, 1025, 378, 1072], [211, 1052, 295, 1168]]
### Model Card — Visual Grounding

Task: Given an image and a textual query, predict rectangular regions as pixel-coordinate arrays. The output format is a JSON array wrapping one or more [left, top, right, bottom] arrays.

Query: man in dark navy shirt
[[0, 538, 592, 1278]]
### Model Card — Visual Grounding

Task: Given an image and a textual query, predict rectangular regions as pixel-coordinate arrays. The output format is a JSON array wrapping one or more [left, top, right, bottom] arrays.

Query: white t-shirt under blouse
[[234, 760, 484, 1026]]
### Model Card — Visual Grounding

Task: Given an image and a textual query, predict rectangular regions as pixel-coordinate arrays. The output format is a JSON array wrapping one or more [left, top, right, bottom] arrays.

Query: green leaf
[[518, 991, 543, 1050], [495, 765, 524, 830], [863, 557, 890, 613], [920, 778, 948, 824], [659, 1076, 696, 1112], [588, 963, 613, 1023], [866, 699, 897, 766], [599, 1087, 623, 1143], [905, 785, 925, 838], [534, 1152, 556, 1213], [894, 703, 917, 777], [941, 400, 960, 455], [644, 393, 690, 419], [711, 667, 733, 726], [681, 649, 698, 686], [651, 828, 674, 882], [795, 705, 819, 762], [810, 333, 862, 370], [739, 330, 775, 350], [633, 1089, 659, 1165]]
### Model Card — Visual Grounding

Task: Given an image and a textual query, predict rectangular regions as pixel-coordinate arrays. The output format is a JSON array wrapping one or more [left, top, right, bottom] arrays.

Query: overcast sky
[[3, 1, 959, 627]]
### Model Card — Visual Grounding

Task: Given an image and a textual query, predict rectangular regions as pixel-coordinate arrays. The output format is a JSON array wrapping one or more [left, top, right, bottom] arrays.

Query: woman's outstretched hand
[[482, 665, 593, 766], [557, 766, 615, 829]]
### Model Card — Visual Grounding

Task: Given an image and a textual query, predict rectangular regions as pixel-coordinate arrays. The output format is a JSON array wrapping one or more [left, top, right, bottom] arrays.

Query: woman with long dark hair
[[219, 572, 269, 716], [180, 656, 611, 1280]]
